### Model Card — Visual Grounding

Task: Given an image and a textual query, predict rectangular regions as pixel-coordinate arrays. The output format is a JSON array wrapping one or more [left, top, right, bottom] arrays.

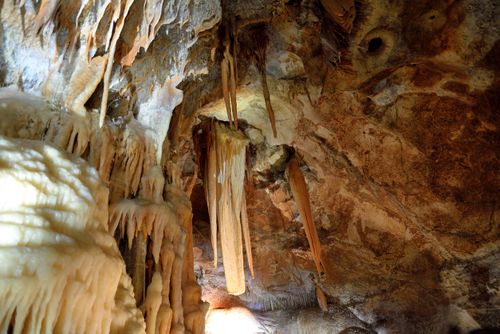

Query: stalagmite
[[204, 122, 250, 295], [0, 135, 145, 334], [133, 234, 147, 306], [157, 243, 175, 333], [109, 170, 206, 334], [156, 304, 173, 334], [169, 182, 209, 334], [170, 240, 186, 334], [286, 156, 324, 275], [160, 243, 175, 303], [144, 272, 163, 334]]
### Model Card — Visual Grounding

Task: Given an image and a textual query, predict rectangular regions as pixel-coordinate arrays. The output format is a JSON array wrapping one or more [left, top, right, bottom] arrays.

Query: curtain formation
[[0, 91, 207, 334], [203, 122, 253, 295], [0, 136, 144, 333]]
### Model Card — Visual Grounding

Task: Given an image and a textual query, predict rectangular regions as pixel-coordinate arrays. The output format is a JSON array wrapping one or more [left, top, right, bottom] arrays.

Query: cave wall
[[0, 0, 499, 333], [191, 0, 499, 332]]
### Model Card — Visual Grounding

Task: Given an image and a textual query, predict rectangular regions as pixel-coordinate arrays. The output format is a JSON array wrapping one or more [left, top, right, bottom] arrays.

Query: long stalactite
[[203, 121, 252, 295], [286, 155, 324, 275]]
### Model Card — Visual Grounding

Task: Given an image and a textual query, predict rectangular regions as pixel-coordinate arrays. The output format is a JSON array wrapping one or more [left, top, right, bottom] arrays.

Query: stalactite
[[319, 0, 356, 33], [259, 68, 277, 138], [3, 95, 205, 333], [119, 0, 167, 65], [109, 122, 152, 200], [1, 1, 212, 329], [228, 45, 238, 129], [89, 121, 116, 183], [241, 191, 255, 278], [109, 199, 182, 263], [0, 90, 152, 193], [100, 0, 136, 128], [251, 27, 278, 138], [0, 136, 145, 334], [221, 53, 234, 127], [203, 120, 219, 268], [45, 112, 92, 156], [286, 155, 324, 275], [316, 286, 328, 312], [204, 122, 250, 295], [109, 168, 209, 334], [65, 55, 108, 116], [34, 0, 58, 33], [84, 0, 114, 57], [141, 166, 166, 203], [220, 25, 239, 130]]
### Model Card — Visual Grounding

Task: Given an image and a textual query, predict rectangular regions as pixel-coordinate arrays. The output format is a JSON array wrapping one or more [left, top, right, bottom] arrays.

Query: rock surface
[[0, 0, 499, 333]]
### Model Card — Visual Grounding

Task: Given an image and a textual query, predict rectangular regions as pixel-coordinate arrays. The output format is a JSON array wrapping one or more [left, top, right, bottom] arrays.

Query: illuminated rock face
[[0, 135, 145, 334]]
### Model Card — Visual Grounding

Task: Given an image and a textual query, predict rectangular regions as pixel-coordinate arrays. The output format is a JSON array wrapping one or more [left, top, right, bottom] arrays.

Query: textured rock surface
[[192, 0, 499, 332], [0, 0, 499, 333]]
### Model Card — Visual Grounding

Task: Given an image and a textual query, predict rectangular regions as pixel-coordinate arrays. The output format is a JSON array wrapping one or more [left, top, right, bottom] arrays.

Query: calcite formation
[[202, 122, 252, 295], [0, 136, 145, 334], [0, 0, 499, 332], [286, 155, 324, 275], [0, 88, 207, 333]]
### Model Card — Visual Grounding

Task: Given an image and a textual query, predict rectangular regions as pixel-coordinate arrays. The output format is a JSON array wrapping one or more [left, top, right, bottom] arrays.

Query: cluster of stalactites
[[0, 136, 145, 334], [18, 0, 171, 127], [109, 196, 186, 334], [109, 167, 208, 334], [204, 121, 254, 295], [0, 89, 207, 334], [0, 89, 156, 202]]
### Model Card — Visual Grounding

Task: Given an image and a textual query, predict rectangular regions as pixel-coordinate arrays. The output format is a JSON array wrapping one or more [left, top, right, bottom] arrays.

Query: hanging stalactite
[[248, 26, 278, 138], [203, 121, 252, 295], [286, 155, 324, 275], [0, 90, 207, 334], [319, 0, 356, 33], [220, 27, 239, 129]]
